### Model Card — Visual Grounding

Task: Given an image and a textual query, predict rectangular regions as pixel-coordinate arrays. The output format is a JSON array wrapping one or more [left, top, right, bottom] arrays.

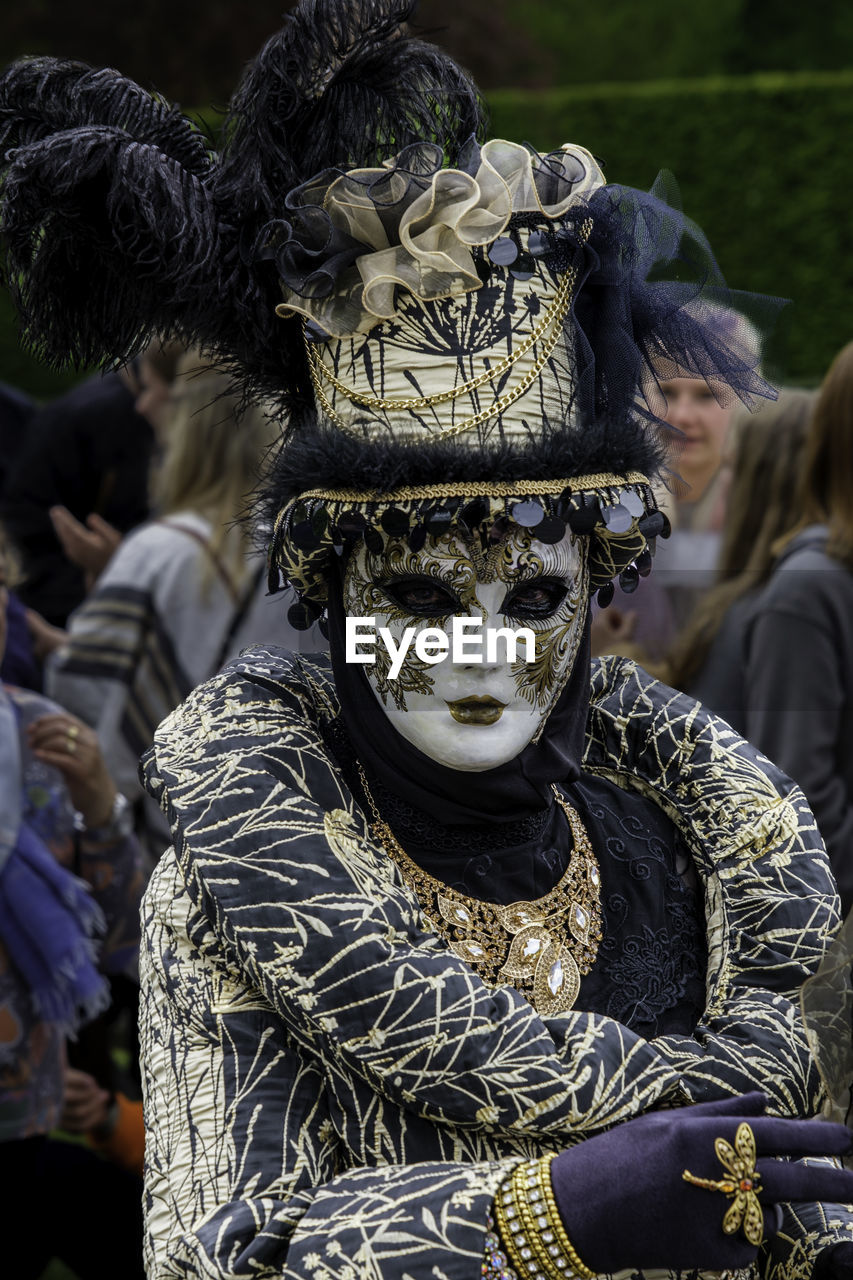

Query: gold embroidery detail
[[358, 765, 602, 1016]]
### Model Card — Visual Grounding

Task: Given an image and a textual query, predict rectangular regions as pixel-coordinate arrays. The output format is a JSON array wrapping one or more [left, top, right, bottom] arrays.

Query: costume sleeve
[[139, 653, 839, 1280], [144, 855, 852, 1280], [146, 655, 832, 1128], [143, 659, 696, 1146], [140, 850, 516, 1280], [762, 1161, 853, 1280], [746, 605, 853, 910]]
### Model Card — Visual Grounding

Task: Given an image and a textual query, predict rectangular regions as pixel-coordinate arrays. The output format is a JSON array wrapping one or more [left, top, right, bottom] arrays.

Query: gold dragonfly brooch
[[682, 1121, 764, 1246]]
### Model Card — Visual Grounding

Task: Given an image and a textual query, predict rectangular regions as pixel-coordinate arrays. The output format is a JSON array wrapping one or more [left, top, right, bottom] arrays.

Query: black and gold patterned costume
[[139, 648, 853, 1279]]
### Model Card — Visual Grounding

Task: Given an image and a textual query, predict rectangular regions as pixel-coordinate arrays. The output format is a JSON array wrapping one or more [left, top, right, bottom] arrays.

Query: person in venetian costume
[[2, 4, 853, 1278]]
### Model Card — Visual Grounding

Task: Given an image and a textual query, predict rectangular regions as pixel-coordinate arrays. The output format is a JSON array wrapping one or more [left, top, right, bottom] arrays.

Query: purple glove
[[550, 1092, 853, 1273]]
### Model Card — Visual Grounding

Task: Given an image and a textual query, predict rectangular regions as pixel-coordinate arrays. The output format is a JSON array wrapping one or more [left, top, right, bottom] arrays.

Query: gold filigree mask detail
[[342, 524, 589, 770]]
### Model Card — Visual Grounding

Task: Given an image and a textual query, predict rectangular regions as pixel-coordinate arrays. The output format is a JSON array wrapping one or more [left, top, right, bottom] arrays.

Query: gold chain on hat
[[306, 258, 578, 414], [358, 764, 602, 1016]]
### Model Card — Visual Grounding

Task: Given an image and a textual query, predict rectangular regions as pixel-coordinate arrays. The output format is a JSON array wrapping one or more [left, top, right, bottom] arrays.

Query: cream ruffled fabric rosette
[[276, 140, 604, 335]]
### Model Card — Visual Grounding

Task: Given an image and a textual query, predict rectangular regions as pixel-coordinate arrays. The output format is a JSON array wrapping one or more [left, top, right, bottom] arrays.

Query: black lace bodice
[[569, 775, 706, 1037], [324, 717, 707, 1039]]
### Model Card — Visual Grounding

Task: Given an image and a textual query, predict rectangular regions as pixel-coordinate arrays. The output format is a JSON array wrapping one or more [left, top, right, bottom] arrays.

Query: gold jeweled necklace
[[357, 765, 602, 1017]]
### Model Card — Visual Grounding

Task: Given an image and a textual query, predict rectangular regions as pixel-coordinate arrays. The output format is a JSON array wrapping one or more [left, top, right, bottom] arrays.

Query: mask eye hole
[[501, 577, 568, 620], [381, 575, 462, 618]]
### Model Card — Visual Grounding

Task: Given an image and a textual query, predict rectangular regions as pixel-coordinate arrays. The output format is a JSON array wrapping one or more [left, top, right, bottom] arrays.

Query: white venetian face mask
[[342, 524, 589, 770]]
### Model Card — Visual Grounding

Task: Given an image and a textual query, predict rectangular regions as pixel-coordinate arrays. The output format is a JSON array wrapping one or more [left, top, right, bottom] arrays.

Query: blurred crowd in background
[[0, 346, 320, 1278]]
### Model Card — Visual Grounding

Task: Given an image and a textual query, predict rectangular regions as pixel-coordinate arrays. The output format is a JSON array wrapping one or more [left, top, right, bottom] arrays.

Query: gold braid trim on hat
[[305, 218, 593, 417], [270, 472, 650, 550], [286, 471, 650, 508], [270, 472, 656, 606]]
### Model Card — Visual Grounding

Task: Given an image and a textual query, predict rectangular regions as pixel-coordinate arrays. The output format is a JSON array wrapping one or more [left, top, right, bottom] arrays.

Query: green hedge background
[[3, 67, 852, 399], [489, 69, 853, 389]]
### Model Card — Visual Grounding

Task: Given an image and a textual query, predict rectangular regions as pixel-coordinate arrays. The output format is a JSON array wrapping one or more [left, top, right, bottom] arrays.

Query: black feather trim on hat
[[259, 407, 671, 526]]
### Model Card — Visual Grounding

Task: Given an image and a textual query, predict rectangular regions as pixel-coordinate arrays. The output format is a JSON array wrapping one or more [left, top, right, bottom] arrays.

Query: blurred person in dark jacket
[[44, 339, 190, 597], [0, 366, 153, 625], [740, 343, 853, 912]]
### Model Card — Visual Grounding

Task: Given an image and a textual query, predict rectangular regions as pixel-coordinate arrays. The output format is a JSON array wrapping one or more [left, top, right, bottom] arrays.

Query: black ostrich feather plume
[[0, 122, 221, 370], [0, 58, 212, 172], [215, 0, 486, 223], [0, 58, 222, 371]]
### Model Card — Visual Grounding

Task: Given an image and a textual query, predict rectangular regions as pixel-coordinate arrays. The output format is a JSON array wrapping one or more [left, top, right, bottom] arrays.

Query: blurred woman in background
[[667, 388, 815, 729], [0, 526, 145, 1279], [591, 308, 758, 667], [741, 345, 853, 910], [47, 357, 322, 859]]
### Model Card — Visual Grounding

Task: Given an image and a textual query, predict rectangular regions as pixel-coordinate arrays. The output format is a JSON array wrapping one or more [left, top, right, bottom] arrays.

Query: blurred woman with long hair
[[740, 342, 853, 909], [667, 388, 815, 727]]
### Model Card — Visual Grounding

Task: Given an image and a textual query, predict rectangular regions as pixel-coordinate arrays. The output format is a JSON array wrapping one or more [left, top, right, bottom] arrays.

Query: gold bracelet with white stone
[[493, 1158, 596, 1280]]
